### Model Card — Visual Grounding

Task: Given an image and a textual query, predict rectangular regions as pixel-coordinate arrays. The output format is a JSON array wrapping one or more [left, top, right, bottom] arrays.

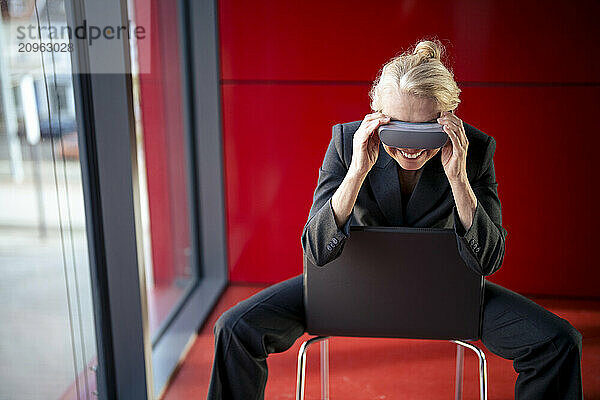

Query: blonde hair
[[369, 39, 461, 113]]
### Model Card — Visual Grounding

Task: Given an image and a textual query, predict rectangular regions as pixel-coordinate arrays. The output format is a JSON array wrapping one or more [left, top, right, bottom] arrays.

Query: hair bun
[[413, 40, 443, 61]]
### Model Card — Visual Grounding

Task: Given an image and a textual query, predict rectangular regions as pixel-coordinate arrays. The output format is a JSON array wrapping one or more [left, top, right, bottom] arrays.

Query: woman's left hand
[[438, 111, 468, 183]]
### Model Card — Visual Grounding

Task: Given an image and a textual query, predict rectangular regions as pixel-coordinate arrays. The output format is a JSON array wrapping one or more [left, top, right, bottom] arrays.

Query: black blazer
[[301, 120, 508, 276]]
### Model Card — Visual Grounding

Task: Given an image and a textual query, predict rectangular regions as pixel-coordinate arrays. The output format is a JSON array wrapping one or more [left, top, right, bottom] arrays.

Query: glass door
[[128, 0, 197, 341], [62, 0, 228, 397], [0, 0, 97, 399]]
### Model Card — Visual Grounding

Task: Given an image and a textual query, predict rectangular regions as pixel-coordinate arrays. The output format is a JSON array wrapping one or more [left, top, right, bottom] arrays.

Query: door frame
[[65, 0, 227, 397]]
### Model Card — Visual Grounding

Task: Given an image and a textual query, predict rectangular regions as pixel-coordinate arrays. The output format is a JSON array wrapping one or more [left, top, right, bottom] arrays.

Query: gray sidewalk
[[0, 158, 86, 232], [1, 156, 96, 399]]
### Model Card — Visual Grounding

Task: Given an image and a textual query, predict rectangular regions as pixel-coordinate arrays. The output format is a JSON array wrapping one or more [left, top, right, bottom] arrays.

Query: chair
[[296, 227, 488, 400]]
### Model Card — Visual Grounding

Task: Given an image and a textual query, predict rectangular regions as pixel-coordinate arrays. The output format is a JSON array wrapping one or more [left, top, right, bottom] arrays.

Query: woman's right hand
[[349, 112, 391, 177]]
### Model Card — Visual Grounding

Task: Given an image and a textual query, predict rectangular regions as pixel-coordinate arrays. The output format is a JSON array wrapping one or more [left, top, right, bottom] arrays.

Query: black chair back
[[304, 227, 484, 340]]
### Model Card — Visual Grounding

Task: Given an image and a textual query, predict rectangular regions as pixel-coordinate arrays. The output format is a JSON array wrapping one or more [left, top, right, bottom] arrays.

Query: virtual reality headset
[[377, 120, 448, 149]]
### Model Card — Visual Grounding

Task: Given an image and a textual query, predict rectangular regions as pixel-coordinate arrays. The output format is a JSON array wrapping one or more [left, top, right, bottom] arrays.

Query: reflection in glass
[[128, 0, 196, 338], [0, 1, 97, 399]]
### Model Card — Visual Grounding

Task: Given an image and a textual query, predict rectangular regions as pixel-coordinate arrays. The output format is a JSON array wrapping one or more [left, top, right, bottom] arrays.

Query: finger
[[363, 114, 379, 122], [443, 124, 462, 152], [441, 120, 465, 148], [447, 118, 467, 148], [360, 114, 379, 129], [442, 110, 459, 120], [443, 112, 464, 132], [437, 117, 457, 141], [457, 128, 467, 150], [444, 120, 463, 145], [359, 118, 387, 142], [451, 117, 467, 149], [358, 117, 380, 136], [370, 117, 390, 135], [365, 112, 387, 122], [456, 121, 468, 148], [438, 111, 461, 127], [369, 115, 391, 130], [362, 114, 389, 130], [437, 116, 461, 129]]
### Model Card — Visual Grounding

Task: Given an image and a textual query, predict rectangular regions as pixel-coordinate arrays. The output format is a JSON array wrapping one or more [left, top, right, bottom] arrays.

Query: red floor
[[162, 284, 600, 400]]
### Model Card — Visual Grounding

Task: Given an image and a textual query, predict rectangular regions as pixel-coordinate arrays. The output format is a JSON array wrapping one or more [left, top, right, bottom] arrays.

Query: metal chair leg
[[454, 343, 465, 400], [320, 339, 330, 400], [297, 337, 486, 400], [296, 336, 329, 400], [452, 340, 488, 400]]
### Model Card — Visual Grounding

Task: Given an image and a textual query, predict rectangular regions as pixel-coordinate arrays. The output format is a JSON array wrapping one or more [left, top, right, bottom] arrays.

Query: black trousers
[[207, 275, 583, 400]]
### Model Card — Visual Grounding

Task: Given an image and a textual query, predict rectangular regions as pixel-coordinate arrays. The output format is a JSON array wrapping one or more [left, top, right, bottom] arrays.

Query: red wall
[[217, 0, 600, 297]]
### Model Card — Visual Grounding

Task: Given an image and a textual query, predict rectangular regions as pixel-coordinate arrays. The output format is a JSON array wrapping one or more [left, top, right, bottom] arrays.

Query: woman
[[208, 39, 583, 400]]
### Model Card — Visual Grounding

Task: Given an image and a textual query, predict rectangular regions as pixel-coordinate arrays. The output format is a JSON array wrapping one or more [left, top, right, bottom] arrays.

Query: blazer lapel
[[368, 146, 450, 226], [368, 144, 404, 225], [405, 150, 449, 225]]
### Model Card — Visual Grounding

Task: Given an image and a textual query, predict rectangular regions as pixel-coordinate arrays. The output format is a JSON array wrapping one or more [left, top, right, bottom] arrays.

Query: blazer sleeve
[[301, 123, 353, 267], [452, 136, 508, 276]]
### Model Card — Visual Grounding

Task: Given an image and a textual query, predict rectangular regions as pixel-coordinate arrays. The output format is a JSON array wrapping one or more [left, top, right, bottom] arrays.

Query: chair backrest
[[304, 227, 485, 340]]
